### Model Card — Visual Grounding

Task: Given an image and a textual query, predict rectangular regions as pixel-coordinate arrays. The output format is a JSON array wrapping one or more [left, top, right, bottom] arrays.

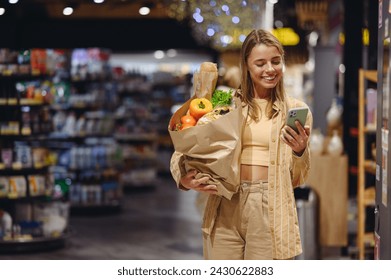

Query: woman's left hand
[[281, 121, 310, 156]]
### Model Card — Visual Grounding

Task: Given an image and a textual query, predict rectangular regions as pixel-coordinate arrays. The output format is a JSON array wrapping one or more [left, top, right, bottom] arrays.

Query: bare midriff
[[240, 164, 268, 181]]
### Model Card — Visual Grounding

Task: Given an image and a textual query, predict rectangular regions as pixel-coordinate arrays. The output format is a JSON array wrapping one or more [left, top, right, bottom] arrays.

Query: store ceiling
[[0, 0, 329, 57], [3, 0, 301, 21], [5, 0, 170, 19]]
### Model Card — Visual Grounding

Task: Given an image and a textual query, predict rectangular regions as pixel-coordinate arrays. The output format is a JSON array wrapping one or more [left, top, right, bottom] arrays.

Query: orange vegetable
[[181, 123, 194, 130], [189, 98, 213, 120], [180, 114, 197, 126]]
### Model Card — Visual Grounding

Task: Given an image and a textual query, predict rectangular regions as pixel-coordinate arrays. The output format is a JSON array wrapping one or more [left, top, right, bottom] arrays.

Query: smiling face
[[246, 44, 284, 98]]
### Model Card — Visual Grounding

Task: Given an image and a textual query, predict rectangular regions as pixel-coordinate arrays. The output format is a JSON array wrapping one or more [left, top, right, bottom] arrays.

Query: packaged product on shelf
[[18, 221, 43, 238], [28, 175, 46, 196], [0, 177, 9, 197], [80, 185, 88, 205], [52, 177, 70, 200], [102, 181, 120, 205], [168, 62, 243, 200], [33, 202, 69, 237], [17, 49, 31, 75], [46, 49, 69, 77], [52, 81, 71, 104], [1, 148, 13, 168], [87, 48, 111, 80], [30, 49, 47, 75], [89, 185, 102, 205], [14, 142, 32, 168], [62, 113, 76, 136], [32, 147, 49, 168], [8, 176, 27, 198], [0, 210, 12, 239], [0, 49, 14, 64], [6, 64, 18, 75], [69, 183, 81, 205], [1, 121, 19, 135], [52, 111, 67, 134], [71, 48, 111, 81]]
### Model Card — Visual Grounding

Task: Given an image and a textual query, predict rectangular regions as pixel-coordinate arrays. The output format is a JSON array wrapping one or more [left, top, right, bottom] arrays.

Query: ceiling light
[[339, 64, 346, 74], [9, 0, 19, 4], [154, 50, 165, 60], [166, 49, 177, 58], [93, 0, 105, 3], [0, 8, 5, 15], [139, 1, 155, 16], [139, 6, 150, 15], [63, 6, 74, 16]]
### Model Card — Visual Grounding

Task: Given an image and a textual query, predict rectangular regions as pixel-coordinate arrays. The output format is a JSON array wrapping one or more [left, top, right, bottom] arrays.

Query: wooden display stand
[[357, 69, 377, 259], [305, 153, 348, 247]]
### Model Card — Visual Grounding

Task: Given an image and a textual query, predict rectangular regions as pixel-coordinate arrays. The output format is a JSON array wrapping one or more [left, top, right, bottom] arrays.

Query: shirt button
[[272, 138, 276, 143], [270, 161, 275, 165]]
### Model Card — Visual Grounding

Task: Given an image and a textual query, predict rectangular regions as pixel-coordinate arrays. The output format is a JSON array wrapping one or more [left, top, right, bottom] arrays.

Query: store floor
[[0, 174, 352, 260]]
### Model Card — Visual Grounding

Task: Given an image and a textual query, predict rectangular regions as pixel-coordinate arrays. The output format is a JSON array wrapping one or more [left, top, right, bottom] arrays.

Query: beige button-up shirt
[[170, 96, 313, 259]]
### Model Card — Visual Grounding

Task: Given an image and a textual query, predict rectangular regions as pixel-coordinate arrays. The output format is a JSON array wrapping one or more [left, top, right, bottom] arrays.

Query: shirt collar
[[272, 98, 284, 112]]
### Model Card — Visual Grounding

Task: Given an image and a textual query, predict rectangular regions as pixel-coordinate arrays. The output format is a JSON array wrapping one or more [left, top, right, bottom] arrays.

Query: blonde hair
[[239, 29, 287, 121]]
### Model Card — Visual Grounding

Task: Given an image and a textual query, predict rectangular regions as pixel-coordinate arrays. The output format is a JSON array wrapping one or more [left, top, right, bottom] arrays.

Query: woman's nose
[[265, 62, 275, 72]]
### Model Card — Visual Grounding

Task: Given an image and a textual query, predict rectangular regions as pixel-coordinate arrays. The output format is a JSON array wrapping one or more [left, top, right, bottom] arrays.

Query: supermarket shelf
[[364, 160, 376, 175], [364, 187, 376, 206], [0, 233, 68, 254], [114, 133, 158, 142], [363, 232, 375, 246], [363, 71, 378, 83], [364, 124, 377, 133]]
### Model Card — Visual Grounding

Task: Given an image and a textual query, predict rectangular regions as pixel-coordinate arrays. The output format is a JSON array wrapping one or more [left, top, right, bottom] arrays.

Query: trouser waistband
[[240, 180, 268, 190]]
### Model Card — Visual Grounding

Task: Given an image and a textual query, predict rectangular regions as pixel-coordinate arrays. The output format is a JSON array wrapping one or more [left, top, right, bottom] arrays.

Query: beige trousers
[[203, 180, 272, 260]]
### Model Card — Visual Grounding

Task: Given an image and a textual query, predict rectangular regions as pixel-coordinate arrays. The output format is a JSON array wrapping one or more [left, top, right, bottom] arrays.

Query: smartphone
[[286, 107, 308, 133]]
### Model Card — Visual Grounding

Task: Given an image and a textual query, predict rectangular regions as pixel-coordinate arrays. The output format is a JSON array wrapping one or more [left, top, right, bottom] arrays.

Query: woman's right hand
[[180, 170, 218, 194]]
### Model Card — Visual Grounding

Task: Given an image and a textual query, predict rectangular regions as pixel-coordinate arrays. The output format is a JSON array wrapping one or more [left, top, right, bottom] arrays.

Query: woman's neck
[[253, 86, 271, 99]]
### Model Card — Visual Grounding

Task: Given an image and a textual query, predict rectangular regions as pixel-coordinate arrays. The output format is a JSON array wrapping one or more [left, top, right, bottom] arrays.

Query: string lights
[[166, 0, 266, 51]]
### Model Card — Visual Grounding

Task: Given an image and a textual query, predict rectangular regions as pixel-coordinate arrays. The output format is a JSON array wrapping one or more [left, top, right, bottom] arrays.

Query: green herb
[[211, 89, 233, 108]]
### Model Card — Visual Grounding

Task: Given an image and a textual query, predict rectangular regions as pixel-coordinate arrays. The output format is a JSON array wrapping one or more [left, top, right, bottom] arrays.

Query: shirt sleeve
[[169, 151, 189, 191], [291, 146, 311, 187]]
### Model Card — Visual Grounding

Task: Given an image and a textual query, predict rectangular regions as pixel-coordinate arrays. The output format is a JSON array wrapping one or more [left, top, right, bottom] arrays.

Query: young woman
[[170, 29, 313, 260]]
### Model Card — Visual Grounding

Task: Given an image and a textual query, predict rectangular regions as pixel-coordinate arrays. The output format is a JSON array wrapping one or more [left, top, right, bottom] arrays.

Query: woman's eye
[[272, 60, 281, 65]]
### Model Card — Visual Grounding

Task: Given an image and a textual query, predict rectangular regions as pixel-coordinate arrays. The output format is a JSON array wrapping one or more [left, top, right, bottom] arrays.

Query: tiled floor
[[0, 174, 204, 260]]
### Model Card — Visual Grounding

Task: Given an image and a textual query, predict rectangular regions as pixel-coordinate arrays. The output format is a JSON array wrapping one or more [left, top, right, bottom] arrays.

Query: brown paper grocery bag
[[192, 71, 218, 100], [168, 97, 243, 200]]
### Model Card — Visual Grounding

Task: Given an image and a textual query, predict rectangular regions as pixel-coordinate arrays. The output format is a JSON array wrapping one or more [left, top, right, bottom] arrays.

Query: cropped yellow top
[[241, 98, 272, 166]]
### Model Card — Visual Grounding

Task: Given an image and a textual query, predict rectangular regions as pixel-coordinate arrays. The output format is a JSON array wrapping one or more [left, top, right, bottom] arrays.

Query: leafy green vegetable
[[211, 89, 233, 108]]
